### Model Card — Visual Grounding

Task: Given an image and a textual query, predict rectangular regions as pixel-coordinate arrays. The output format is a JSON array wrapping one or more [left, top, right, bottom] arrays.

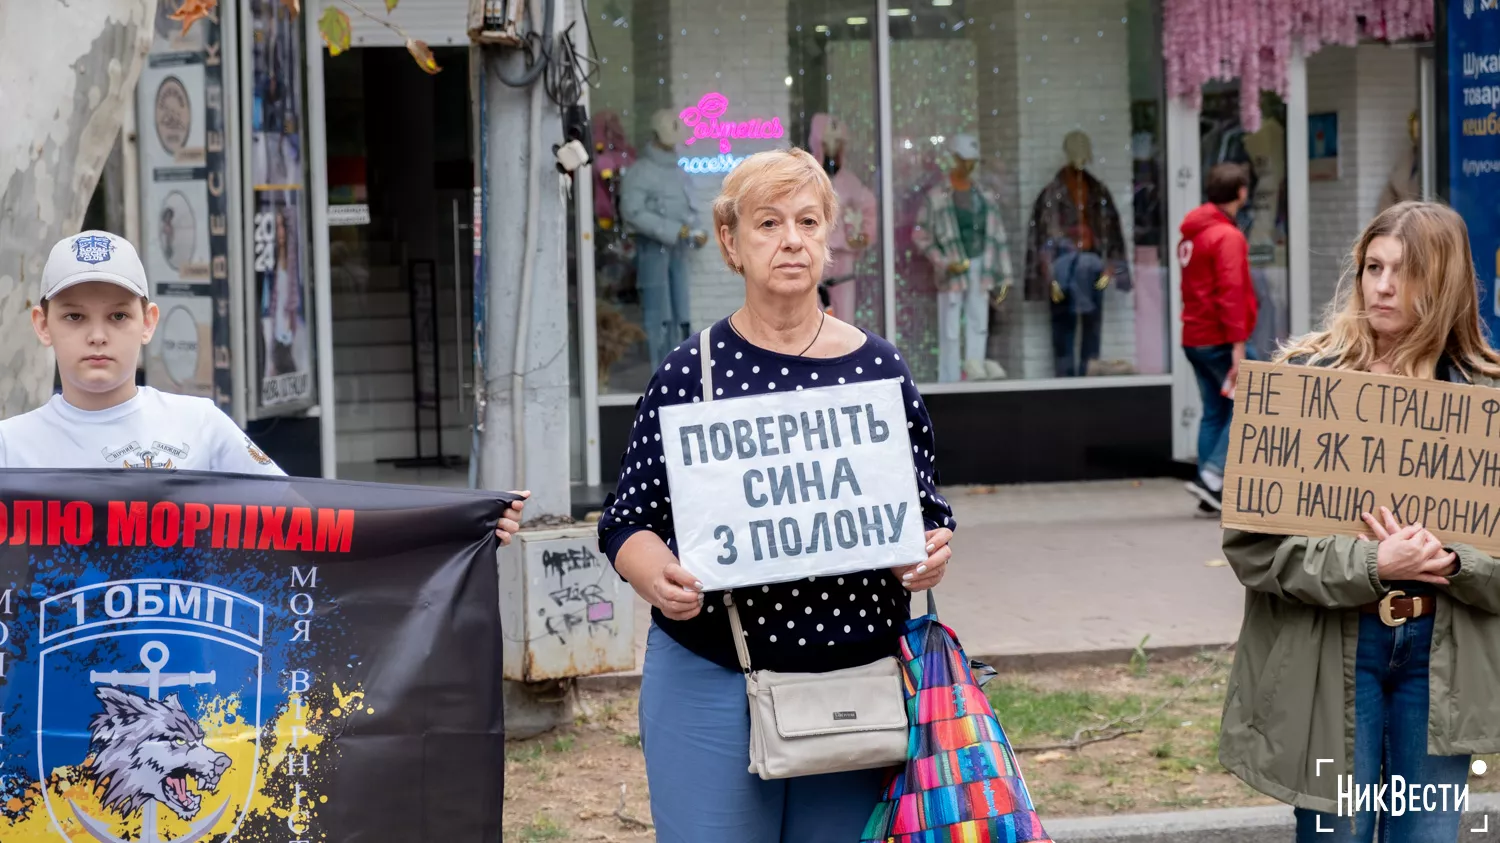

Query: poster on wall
[[0, 471, 510, 842], [1448, 1, 1500, 341], [137, 2, 233, 410], [1308, 112, 1340, 181], [249, 0, 315, 414]]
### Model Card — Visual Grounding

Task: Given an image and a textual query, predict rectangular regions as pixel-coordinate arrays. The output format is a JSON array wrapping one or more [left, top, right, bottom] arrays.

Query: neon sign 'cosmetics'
[[679, 92, 784, 154]]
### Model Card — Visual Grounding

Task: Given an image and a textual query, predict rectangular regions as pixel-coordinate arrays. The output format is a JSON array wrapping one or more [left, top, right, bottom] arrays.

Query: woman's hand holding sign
[[1360, 506, 1459, 585], [894, 528, 953, 592], [617, 532, 705, 620], [651, 562, 707, 620]]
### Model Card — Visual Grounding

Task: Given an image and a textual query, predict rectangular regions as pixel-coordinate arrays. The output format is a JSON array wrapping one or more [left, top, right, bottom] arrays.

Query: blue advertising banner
[[0, 471, 512, 842], [1449, 0, 1500, 340]]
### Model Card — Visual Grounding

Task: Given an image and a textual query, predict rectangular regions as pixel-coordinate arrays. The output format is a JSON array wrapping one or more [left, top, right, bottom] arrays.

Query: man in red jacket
[[1179, 163, 1257, 512]]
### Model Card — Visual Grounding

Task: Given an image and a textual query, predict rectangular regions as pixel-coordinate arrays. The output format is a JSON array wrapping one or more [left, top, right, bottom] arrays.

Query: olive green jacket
[[1218, 528, 1500, 813]]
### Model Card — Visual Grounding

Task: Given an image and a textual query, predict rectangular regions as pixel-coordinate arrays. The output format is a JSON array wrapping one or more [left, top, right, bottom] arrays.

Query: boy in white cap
[[0, 232, 528, 539]]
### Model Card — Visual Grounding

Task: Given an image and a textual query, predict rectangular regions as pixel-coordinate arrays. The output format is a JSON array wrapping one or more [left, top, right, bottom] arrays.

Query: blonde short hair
[[711, 148, 840, 273]]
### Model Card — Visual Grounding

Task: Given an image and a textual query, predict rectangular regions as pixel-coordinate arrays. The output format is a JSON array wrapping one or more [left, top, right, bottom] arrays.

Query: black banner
[[0, 471, 512, 842]]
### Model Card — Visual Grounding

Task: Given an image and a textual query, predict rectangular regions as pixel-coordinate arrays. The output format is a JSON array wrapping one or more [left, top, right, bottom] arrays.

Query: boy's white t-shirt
[[0, 387, 286, 475]]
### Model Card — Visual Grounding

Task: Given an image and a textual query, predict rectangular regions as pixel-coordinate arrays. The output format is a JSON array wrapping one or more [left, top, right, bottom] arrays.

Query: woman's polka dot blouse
[[598, 318, 955, 674]]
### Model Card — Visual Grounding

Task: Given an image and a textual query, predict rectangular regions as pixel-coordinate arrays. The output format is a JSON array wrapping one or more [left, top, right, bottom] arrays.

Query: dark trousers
[[1050, 293, 1103, 378]]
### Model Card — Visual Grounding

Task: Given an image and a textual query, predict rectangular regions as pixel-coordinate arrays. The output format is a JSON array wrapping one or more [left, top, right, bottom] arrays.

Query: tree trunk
[[0, 0, 156, 417]]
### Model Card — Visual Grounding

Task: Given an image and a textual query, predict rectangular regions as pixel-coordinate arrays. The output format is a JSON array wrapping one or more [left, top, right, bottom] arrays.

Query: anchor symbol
[[71, 641, 229, 843]]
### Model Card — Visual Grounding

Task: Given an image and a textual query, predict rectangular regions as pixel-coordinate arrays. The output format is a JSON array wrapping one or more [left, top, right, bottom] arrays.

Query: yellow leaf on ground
[[387, 0, 401, 11], [1034, 750, 1068, 763], [1204, 558, 1229, 568]]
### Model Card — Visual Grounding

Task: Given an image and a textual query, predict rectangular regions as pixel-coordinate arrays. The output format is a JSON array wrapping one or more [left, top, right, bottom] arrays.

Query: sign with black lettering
[[660, 380, 926, 590], [1223, 360, 1500, 554], [0, 470, 515, 842]]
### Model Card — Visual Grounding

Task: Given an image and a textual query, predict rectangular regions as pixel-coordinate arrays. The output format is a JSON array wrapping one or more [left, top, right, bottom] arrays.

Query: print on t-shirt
[[106, 439, 189, 470], [245, 438, 273, 466]]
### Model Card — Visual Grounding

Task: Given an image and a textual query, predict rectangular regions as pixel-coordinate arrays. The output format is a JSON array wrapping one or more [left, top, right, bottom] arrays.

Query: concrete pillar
[[479, 3, 574, 736]]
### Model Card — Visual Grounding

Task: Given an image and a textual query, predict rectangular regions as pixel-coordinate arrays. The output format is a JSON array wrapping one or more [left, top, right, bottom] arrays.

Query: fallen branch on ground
[[1014, 645, 1233, 754], [614, 782, 653, 830]]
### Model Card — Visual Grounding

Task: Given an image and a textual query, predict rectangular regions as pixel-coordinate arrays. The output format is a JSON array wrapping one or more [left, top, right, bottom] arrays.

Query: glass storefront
[[584, 0, 1170, 395], [587, 0, 883, 396], [1200, 85, 1292, 360]]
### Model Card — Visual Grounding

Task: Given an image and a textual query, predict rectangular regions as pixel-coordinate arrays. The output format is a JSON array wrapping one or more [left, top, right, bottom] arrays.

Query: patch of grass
[[547, 735, 576, 754], [986, 682, 1148, 742], [1129, 635, 1153, 678], [1151, 742, 1174, 759], [517, 814, 567, 842], [619, 732, 643, 749], [1034, 781, 1082, 814], [506, 744, 543, 764]]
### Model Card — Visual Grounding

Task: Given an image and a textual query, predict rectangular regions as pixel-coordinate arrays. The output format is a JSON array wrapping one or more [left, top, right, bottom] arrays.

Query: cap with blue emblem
[[41, 231, 149, 301]]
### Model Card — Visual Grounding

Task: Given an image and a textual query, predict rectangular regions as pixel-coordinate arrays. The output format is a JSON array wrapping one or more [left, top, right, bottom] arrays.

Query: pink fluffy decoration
[[1164, 0, 1432, 132]]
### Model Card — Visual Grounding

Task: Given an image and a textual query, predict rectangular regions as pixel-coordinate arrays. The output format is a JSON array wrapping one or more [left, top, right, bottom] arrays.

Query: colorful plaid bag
[[861, 593, 1054, 843]]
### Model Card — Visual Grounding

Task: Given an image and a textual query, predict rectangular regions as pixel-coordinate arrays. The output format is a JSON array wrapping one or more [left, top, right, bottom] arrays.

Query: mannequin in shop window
[[1379, 111, 1423, 212], [621, 109, 707, 368], [912, 133, 1014, 383], [808, 113, 877, 324], [1024, 130, 1130, 378]]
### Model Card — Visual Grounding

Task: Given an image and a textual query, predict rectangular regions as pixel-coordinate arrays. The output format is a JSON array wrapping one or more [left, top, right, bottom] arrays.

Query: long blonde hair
[[1278, 201, 1500, 381]]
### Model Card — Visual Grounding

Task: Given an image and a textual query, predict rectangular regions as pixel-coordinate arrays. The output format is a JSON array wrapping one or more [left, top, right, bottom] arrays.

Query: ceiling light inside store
[[785, 76, 793, 86], [847, 16, 869, 25], [932, 0, 953, 5], [889, 8, 911, 14], [815, 25, 830, 32]]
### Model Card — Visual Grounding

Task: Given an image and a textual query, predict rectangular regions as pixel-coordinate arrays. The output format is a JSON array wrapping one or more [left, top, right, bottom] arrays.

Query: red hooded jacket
[[1178, 203, 1258, 347]]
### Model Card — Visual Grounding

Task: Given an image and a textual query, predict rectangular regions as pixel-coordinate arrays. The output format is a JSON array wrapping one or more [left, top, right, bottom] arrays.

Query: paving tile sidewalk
[[611, 479, 1245, 676]]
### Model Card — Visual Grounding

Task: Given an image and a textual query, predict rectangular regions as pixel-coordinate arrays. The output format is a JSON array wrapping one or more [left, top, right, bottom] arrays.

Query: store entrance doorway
[[322, 46, 474, 487]]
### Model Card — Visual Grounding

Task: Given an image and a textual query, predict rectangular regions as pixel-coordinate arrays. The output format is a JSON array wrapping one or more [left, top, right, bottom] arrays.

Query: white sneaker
[[963, 359, 989, 381], [983, 360, 1008, 380]]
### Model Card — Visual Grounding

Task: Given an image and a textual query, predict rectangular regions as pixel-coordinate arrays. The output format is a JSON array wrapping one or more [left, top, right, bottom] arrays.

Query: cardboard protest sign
[[1222, 360, 1500, 554], [659, 380, 927, 590]]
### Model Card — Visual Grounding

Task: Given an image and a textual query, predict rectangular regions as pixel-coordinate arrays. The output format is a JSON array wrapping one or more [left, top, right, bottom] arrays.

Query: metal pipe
[[305, 1, 337, 478]]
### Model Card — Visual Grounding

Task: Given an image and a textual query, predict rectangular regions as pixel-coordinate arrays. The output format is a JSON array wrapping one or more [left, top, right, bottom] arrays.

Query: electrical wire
[[544, 21, 599, 110], [495, 0, 554, 88]]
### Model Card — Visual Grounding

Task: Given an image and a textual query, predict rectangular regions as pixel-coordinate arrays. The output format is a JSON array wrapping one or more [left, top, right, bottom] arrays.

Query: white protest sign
[[659, 379, 927, 590]]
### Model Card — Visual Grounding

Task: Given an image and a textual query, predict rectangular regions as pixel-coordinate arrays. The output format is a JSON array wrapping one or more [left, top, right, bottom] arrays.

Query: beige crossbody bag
[[698, 327, 909, 780]]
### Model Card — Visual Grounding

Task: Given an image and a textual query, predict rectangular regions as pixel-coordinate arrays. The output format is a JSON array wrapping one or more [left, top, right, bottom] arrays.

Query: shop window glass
[[1200, 86, 1292, 357], [588, 0, 882, 395], [888, 0, 1169, 384]]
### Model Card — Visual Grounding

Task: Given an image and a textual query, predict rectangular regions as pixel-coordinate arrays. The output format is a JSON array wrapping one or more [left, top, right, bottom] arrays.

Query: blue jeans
[[638, 625, 889, 842], [1183, 344, 1237, 476], [636, 238, 692, 367], [1294, 614, 1472, 842]]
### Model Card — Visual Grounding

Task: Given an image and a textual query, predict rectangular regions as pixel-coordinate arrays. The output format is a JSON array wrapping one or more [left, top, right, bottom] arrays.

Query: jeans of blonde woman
[[638, 625, 888, 842], [936, 261, 990, 383]]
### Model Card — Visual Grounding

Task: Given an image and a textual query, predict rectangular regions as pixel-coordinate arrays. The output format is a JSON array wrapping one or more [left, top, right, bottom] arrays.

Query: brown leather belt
[[1358, 590, 1435, 627]]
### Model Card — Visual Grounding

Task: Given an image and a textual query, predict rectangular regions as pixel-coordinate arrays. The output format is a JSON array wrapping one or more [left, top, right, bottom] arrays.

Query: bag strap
[[700, 327, 714, 399], [724, 594, 753, 674], [701, 326, 753, 673]]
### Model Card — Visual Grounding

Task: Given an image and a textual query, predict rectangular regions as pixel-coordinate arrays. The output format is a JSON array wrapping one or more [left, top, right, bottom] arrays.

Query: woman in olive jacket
[[1219, 202, 1500, 843]]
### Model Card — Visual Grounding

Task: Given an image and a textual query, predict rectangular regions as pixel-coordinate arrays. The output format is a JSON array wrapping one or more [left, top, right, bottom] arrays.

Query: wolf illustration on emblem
[[66, 640, 234, 843], [86, 688, 231, 821]]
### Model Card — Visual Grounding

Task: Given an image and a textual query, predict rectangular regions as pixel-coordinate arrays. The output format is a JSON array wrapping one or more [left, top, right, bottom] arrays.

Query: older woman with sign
[[597, 148, 955, 842], [1219, 201, 1500, 842]]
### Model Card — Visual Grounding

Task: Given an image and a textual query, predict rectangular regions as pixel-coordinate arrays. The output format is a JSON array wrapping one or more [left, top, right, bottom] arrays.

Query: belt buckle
[[1378, 589, 1408, 628]]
